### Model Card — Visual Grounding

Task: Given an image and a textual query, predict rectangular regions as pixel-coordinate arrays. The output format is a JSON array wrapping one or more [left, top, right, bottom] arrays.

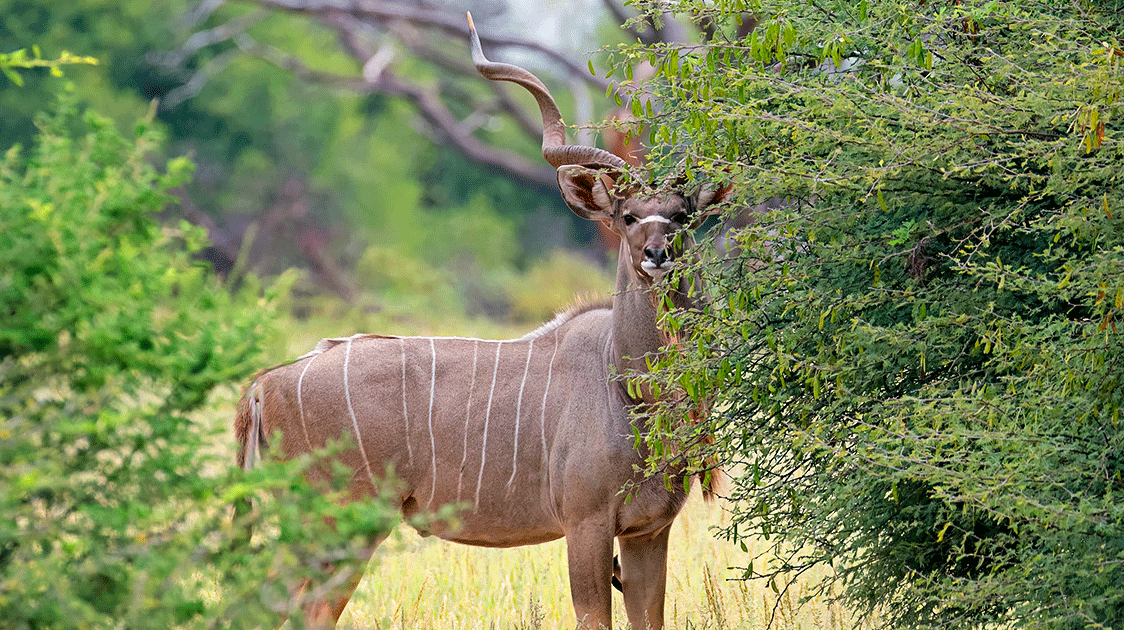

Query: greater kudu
[[235, 14, 729, 630]]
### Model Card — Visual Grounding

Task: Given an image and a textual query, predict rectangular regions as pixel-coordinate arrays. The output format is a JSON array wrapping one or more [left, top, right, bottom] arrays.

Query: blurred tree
[[158, 0, 719, 274], [1, 0, 736, 321], [612, 1, 1124, 628], [1, 0, 685, 304]]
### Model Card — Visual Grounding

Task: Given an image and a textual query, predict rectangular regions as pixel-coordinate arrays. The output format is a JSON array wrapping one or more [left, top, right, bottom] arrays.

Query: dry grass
[[333, 493, 849, 630]]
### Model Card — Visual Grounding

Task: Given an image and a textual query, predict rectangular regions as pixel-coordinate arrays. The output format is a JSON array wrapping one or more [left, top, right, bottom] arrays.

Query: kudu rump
[[235, 14, 729, 630]]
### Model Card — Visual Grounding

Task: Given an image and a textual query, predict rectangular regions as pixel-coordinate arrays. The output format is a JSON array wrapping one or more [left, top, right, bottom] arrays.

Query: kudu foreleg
[[618, 526, 671, 630], [296, 533, 386, 630], [566, 520, 615, 629]]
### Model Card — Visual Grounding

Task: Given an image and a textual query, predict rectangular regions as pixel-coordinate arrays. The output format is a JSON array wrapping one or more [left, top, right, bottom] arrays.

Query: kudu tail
[[699, 465, 722, 502], [688, 405, 722, 502], [232, 381, 265, 549], [235, 381, 265, 471]]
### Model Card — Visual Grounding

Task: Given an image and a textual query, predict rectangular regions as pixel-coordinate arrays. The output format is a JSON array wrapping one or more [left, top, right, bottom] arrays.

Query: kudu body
[[235, 15, 727, 630]]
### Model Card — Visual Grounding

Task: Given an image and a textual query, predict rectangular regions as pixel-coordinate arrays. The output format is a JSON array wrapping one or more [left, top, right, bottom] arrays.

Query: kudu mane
[[514, 297, 613, 341], [297, 299, 613, 356]]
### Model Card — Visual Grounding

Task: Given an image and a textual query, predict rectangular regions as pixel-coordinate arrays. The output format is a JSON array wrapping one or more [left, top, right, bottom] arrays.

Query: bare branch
[[148, 9, 265, 81], [182, 0, 230, 30], [232, 32, 559, 189], [378, 17, 542, 139], [178, 1, 606, 189], [603, 0, 653, 45], [177, 9, 267, 62], [602, 0, 693, 45], [161, 46, 240, 108], [237, 0, 610, 91]]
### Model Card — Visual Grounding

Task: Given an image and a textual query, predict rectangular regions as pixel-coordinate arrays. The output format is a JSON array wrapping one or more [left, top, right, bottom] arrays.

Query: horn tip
[[467, 11, 487, 67]]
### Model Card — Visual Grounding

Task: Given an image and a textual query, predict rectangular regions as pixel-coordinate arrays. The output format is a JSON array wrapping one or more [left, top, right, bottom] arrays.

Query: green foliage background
[[613, 1, 1124, 628]]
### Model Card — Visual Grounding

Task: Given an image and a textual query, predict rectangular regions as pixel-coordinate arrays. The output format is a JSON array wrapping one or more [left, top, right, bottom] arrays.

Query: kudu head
[[467, 13, 729, 293], [556, 170, 729, 289]]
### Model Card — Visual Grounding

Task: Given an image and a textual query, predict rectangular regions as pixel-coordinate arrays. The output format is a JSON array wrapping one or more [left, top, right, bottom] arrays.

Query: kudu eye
[[622, 214, 638, 226], [671, 212, 689, 226]]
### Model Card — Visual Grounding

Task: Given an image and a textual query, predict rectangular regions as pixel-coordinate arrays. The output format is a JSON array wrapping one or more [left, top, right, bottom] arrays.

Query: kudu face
[[556, 167, 718, 287], [612, 194, 696, 284]]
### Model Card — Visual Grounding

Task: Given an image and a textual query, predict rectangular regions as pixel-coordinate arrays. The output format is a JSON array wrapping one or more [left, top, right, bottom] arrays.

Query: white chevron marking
[[426, 338, 438, 509], [344, 338, 378, 488], [508, 339, 534, 488], [457, 340, 479, 502], [476, 341, 503, 509]]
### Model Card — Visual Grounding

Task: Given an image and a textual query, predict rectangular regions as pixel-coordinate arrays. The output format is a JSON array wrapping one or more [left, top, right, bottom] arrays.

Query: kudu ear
[[557, 165, 618, 223], [689, 181, 734, 229]]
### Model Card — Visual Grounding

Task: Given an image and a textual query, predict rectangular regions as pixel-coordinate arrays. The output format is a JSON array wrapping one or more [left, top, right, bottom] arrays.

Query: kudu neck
[[610, 241, 698, 380]]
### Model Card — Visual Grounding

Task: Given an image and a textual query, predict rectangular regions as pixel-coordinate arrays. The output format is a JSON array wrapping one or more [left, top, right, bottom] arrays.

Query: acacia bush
[[0, 92, 398, 629], [613, 1, 1124, 628]]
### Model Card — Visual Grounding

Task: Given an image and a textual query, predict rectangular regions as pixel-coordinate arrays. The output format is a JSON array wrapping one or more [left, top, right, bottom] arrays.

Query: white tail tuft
[[243, 384, 263, 471]]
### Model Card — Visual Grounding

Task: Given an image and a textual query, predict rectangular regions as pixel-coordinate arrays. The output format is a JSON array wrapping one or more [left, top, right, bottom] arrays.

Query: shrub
[[617, 1, 1124, 627], [0, 91, 398, 629]]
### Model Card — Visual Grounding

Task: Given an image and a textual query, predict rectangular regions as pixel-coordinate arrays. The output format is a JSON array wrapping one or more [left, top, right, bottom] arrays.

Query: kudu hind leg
[[618, 526, 672, 630]]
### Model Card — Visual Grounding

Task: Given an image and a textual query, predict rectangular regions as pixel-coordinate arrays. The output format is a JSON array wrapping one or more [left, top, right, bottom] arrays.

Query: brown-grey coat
[[233, 13, 729, 630]]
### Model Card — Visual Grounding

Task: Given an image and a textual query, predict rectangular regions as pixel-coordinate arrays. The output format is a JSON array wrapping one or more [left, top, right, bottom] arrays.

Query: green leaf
[[2, 65, 24, 86]]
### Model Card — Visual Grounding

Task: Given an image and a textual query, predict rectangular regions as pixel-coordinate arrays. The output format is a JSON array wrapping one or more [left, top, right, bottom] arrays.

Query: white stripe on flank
[[426, 338, 438, 509], [400, 339, 413, 464], [507, 339, 534, 488], [476, 341, 503, 509], [344, 338, 378, 488], [456, 340, 479, 502], [603, 335, 616, 409], [540, 330, 560, 468], [296, 352, 319, 453]]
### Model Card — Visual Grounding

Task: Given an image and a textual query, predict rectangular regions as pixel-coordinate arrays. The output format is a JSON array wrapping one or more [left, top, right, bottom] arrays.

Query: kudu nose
[[644, 247, 668, 267]]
